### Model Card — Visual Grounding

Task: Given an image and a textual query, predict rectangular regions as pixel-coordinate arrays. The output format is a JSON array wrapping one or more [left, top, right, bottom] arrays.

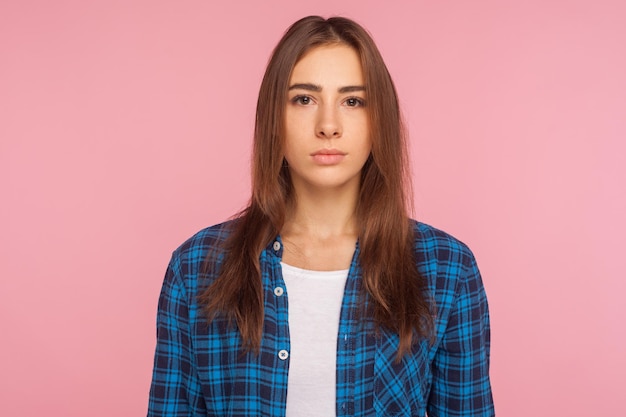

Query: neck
[[283, 183, 359, 240]]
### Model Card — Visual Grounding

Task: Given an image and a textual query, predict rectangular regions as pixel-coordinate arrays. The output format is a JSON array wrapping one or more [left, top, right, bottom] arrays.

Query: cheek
[[282, 115, 298, 155], [360, 144, 373, 162], [351, 113, 370, 138], [284, 110, 308, 141], [282, 136, 302, 168], [356, 121, 372, 155]]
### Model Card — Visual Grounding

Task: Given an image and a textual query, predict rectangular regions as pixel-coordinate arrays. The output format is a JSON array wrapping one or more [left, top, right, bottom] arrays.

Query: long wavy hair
[[200, 16, 433, 359]]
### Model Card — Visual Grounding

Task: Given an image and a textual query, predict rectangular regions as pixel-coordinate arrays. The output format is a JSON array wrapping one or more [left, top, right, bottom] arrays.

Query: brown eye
[[292, 95, 312, 105], [345, 97, 365, 107]]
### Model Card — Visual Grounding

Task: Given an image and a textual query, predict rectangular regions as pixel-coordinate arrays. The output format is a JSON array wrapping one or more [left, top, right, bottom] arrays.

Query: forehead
[[290, 44, 364, 85]]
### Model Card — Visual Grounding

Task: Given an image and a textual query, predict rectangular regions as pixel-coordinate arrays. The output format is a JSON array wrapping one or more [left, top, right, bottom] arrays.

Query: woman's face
[[284, 44, 371, 194]]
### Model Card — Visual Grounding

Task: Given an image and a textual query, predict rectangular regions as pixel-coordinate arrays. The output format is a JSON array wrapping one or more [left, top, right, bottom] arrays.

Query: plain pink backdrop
[[1, 1, 625, 416]]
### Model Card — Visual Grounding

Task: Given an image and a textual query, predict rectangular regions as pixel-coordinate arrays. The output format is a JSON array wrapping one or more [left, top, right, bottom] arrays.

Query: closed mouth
[[311, 149, 347, 156]]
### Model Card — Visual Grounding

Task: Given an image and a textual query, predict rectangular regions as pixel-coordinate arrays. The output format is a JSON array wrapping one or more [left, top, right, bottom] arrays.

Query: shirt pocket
[[374, 330, 431, 416]]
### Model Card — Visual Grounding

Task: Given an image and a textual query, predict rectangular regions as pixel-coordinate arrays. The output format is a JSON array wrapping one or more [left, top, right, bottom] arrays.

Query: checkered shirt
[[148, 221, 494, 416]]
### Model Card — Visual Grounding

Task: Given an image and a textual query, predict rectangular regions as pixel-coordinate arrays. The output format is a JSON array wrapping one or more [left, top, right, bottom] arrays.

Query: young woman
[[148, 16, 494, 417]]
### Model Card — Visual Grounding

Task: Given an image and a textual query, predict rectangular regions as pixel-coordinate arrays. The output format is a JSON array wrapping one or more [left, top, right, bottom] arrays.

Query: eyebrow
[[288, 83, 366, 93]]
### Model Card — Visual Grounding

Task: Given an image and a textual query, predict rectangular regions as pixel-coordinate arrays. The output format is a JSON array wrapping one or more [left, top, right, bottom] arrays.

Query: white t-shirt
[[280, 262, 349, 417]]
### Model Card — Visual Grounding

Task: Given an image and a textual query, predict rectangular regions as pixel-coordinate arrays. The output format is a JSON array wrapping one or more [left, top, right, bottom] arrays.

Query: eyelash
[[290, 95, 366, 107]]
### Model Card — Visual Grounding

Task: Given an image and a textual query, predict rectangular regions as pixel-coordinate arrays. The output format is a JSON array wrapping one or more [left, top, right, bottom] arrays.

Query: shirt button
[[274, 287, 284, 296], [273, 241, 281, 251], [278, 349, 289, 360]]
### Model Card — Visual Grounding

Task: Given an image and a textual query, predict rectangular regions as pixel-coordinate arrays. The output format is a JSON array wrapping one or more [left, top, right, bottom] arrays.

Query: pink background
[[1, 1, 625, 416]]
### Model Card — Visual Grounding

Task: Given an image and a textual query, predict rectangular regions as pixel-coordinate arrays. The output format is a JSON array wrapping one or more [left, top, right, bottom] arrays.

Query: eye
[[291, 95, 313, 105], [344, 97, 365, 107]]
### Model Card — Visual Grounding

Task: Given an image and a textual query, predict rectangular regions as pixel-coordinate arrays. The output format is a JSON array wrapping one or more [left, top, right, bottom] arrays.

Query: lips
[[311, 148, 347, 165]]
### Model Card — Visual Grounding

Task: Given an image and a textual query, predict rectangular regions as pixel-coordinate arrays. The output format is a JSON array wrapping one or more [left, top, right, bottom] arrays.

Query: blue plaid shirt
[[148, 221, 494, 416]]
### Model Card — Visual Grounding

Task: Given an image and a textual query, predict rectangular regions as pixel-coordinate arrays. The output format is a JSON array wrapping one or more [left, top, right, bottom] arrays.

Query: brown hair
[[200, 16, 432, 359]]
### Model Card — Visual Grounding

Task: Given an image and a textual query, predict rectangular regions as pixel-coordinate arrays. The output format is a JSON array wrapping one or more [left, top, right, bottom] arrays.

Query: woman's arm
[[147, 258, 206, 417], [427, 254, 495, 416]]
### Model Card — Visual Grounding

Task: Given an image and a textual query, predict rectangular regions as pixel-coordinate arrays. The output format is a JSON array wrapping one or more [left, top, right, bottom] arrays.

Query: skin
[[281, 44, 371, 271]]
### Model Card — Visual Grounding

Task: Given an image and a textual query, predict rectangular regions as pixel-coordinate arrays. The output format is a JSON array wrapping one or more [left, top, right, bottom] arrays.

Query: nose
[[315, 105, 342, 139]]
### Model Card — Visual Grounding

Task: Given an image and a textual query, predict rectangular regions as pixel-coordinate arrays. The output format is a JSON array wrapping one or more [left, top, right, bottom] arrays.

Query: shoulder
[[171, 220, 235, 263], [411, 220, 476, 266], [411, 221, 488, 342], [165, 220, 236, 294], [410, 220, 482, 300]]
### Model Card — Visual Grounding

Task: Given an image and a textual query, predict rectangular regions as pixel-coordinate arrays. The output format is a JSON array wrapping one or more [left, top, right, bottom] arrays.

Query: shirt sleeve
[[427, 254, 495, 417], [147, 257, 206, 417]]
